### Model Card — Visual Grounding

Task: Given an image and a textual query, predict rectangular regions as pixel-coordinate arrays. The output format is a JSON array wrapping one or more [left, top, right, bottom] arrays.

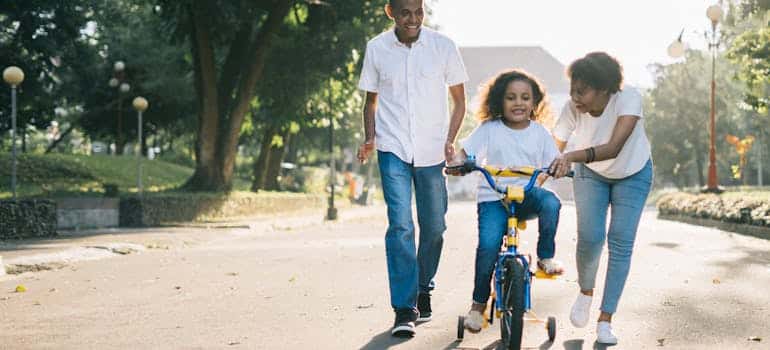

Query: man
[[357, 0, 468, 338]]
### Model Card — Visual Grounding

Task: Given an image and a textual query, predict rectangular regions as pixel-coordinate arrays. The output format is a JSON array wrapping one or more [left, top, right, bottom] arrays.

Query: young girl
[[451, 69, 564, 332]]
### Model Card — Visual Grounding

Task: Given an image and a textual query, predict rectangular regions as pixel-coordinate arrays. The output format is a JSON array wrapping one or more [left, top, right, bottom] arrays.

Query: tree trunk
[[264, 130, 290, 191], [695, 149, 705, 188], [251, 126, 276, 192], [183, 1, 293, 192]]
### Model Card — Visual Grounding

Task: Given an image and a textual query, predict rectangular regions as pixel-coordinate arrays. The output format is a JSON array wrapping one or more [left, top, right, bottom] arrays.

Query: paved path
[[1, 202, 769, 349]]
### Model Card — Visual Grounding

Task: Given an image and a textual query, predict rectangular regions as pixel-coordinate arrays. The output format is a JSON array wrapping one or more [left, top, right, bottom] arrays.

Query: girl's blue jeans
[[472, 187, 561, 304], [378, 151, 447, 311], [573, 159, 652, 314]]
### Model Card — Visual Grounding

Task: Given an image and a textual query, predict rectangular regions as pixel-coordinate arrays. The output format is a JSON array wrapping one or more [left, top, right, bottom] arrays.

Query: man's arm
[[445, 83, 466, 162], [357, 91, 378, 163]]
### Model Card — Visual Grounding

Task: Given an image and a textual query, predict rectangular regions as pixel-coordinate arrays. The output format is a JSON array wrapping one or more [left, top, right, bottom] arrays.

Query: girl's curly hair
[[476, 68, 552, 126]]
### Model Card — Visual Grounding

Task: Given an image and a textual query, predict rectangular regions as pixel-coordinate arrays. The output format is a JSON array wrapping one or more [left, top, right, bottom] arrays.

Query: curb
[[658, 213, 770, 240], [0, 255, 5, 276]]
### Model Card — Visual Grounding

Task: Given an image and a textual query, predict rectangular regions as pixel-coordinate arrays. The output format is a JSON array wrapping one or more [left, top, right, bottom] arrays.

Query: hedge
[[0, 199, 57, 239], [656, 192, 770, 227], [119, 192, 328, 227]]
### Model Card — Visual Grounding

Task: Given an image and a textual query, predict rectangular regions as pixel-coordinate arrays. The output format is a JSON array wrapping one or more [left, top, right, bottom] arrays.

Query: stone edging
[[658, 213, 770, 240]]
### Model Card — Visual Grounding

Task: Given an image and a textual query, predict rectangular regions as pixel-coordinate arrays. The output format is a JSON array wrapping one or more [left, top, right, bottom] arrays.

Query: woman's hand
[[549, 155, 572, 179]]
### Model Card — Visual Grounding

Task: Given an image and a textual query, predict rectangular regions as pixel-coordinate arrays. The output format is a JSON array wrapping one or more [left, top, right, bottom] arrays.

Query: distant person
[[549, 52, 653, 345], [447, 69, 564, 332], [356, 0, 468, 338]]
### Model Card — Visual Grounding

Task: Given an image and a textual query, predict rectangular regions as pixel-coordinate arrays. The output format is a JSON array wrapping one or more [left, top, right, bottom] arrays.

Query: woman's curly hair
[[476, 68, 552, 126], [567, 51, 624, 93]]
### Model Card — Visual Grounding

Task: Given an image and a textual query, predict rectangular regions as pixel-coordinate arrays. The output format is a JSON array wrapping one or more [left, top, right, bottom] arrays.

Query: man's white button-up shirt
[[358, 27, 468, 167]]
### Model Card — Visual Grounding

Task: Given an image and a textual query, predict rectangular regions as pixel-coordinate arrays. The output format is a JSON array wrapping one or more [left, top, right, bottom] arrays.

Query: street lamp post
[[326, 87, 337, 221], [3, 66, 25, 200], [133, 97, 148, 195], [110, 61, 130, 155], [668, 4, 724, 193], [704, 4, 724, 193]]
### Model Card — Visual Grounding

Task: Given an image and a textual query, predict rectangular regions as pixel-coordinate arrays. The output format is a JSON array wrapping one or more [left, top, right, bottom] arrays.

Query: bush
[[119, 191, 327, 227], [657, 192, 770, 227], [0, 199, 57, 239]]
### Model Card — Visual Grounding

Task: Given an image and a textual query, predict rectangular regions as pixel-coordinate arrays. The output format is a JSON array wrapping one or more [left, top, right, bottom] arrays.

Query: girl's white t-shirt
[[461, 120, 560, 203], [552, 86, 651, 179]]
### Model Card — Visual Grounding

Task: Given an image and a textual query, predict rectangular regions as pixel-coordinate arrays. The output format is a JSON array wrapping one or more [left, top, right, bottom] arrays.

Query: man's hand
[[357, 140, 375, 163], [444, 141, 456, 163]]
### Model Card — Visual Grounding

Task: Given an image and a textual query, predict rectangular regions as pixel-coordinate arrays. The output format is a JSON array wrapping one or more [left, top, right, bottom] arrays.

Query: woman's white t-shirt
[[552, 86, 651, 179], [461, 120, 560, 203]]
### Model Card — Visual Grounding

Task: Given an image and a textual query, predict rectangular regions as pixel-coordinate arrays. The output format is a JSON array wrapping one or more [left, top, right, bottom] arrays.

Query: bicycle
[[446, 155, 572, 349]]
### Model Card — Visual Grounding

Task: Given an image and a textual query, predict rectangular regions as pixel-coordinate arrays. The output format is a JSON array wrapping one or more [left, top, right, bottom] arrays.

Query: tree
[[155, 0, 294, 191], [249, 1, 391, 191], [76, 0, 195, 155], [646, 51, 748, 188], [0, 1, 98, 149]]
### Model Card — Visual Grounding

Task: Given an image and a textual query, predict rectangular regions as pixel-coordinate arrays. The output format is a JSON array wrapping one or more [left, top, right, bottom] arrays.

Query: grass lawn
[[0, 153, 198, 198]]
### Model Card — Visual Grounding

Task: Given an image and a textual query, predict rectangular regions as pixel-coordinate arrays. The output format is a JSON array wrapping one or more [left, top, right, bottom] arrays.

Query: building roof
[[459, 46, 570, 98]]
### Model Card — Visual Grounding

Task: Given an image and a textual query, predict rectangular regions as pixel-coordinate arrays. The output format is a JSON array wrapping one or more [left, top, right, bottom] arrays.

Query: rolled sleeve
[[552, 102, 576, 142], [445, 42, 469, 87], [357, 43, 378, 92], [617, 87, 643, 118]]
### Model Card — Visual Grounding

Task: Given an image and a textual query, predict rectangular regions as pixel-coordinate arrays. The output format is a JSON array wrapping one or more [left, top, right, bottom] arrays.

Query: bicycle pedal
[[534, 269, 560, 279]]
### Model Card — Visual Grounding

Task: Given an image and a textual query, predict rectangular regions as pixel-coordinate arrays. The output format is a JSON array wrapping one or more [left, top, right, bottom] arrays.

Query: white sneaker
[[596, 321, 618, 344], [569, 293, 592, 328], [463, 310, 484, 333]]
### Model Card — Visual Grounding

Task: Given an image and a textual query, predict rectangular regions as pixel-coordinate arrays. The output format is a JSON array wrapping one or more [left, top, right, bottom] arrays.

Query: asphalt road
[[1, 202, 769, 349]]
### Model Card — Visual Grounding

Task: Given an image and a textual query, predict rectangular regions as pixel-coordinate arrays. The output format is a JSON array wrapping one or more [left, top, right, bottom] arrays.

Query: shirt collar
[[389, 27, 427, 48]]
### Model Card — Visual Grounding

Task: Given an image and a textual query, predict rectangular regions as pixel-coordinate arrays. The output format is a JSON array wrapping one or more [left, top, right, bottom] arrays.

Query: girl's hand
[[549, 155, 572, 179]]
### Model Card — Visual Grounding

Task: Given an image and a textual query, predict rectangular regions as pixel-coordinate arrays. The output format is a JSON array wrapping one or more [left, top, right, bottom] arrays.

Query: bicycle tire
[[500, 257, 526, 350]]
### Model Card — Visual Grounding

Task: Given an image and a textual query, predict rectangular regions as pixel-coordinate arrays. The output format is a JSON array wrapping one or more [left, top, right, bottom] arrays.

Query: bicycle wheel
[[500, 257, 526, 350]]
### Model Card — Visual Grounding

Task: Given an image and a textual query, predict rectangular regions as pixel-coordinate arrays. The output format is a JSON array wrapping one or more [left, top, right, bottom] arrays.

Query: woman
[[549, 52, 653, 345]]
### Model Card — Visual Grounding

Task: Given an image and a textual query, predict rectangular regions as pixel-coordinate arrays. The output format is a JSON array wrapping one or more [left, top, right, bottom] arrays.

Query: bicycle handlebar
[[445, 155, 574, 195]]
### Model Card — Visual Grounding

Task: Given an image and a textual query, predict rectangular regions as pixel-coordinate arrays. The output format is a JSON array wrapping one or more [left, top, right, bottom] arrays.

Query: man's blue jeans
[[573, 159, 652, 314], [378, 151, 447, 311], [472, 187, 561, 304]]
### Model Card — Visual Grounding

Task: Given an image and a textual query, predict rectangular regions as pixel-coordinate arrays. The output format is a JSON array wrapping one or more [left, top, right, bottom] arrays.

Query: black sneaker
[[417, 293, 432, 322], [391, 308, 417, 337]]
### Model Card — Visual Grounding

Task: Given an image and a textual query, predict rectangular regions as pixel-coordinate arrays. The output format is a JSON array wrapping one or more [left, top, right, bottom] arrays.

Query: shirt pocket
[[420, 65, 443, 82]]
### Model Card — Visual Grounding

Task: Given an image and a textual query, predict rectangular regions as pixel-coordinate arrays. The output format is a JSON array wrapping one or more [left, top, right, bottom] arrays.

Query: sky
[[430, 0, 726, 88]]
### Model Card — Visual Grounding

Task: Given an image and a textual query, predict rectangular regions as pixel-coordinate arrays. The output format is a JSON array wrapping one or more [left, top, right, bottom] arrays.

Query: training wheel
[[457, 316, 465, 340], [546, 316, 556, 341]]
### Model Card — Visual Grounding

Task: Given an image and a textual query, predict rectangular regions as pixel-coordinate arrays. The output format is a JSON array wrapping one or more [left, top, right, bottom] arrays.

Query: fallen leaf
[[33, 301, 41, 306], [226, 272, 239, 277], [657, 338, 665, 346], [15, 285, 26, 293], [357, 303, 374, 309], [49, 288, 57, 292], [748, 336, 762, 342], [288, 276, 296, 283], [712, 278, 721, 284], [174, 286, 182, 290], [228, 341, 240, 346]]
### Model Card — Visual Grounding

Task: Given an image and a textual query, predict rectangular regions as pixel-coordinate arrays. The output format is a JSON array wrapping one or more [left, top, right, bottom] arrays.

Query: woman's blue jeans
[[573, 159, 652, 314], [378, 151, 447, 311], [472, 187, 562, 304]]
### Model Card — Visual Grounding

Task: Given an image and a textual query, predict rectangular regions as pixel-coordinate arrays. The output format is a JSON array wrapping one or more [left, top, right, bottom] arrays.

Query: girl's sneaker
[[596, 321, 618, 344], [537, 258, 564, 275], [463, 309, 484, 333]]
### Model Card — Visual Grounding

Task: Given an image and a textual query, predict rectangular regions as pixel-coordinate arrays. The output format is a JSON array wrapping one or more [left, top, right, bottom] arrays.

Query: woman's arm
[[550, 115, 639, 177]]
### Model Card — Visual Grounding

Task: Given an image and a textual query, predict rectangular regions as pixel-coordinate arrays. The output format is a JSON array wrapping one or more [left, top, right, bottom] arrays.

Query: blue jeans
[[472, 187, 562, 304], [573, 159, 652, 314], [378, 151, 447, 311]]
